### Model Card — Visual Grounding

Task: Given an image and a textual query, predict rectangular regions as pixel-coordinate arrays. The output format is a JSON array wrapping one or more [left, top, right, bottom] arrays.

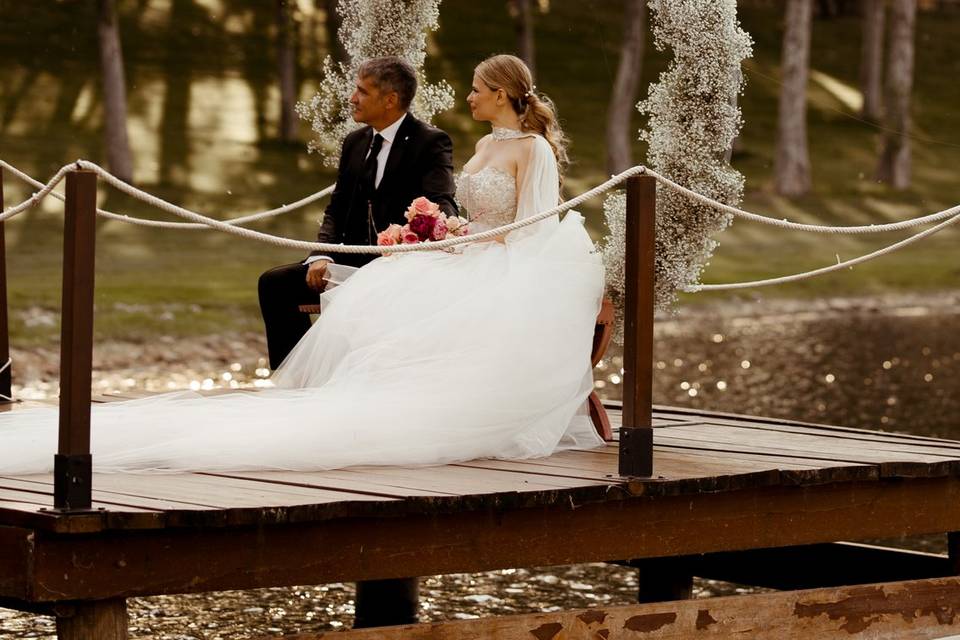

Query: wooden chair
[[298, 297, 616, 441]]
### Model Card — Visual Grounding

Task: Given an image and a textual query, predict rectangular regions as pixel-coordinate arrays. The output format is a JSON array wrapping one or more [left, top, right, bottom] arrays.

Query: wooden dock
[[3, 396, 960, 638], [3, 170, 960, 638]]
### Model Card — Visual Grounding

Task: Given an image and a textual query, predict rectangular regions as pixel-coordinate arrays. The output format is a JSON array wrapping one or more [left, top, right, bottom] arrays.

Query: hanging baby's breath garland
[[600, 0, 753, 337], [297, 0, 455, 166]]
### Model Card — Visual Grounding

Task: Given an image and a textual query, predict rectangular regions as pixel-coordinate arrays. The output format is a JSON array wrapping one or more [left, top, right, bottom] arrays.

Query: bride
[[0, 55, 605, 474]]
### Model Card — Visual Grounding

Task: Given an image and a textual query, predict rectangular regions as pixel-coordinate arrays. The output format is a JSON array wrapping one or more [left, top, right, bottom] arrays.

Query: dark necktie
[[362, 133, 385, 198]]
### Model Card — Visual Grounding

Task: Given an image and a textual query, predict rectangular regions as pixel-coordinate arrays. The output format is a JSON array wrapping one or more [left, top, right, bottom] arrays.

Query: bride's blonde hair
[[475, 54, 569, 176]]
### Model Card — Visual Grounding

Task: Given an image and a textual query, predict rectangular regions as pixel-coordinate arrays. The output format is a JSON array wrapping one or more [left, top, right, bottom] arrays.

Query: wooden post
[[56, 599, 128, 640], [55, 169, 97, 511], [619, 174, 655, 477], [949, 531, 959, 574], [0, 168, 11, 402], [634, 556, 694, 603], [355, 578, 420, 628]]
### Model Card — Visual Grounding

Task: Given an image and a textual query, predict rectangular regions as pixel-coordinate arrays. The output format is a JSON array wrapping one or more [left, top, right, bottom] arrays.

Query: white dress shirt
[[306, 113, 408, 266]]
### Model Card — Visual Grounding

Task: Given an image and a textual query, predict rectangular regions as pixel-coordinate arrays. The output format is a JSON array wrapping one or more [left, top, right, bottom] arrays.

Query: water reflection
[[0, 566, 755, 639], [597, 296, 960, 439]]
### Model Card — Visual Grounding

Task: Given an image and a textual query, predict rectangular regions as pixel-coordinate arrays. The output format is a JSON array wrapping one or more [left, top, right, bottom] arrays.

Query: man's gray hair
[[357, 56, 418, 110]]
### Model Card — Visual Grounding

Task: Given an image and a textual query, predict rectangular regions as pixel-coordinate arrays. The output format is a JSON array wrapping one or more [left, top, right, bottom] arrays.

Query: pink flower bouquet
[[377, 197, 470, 247]]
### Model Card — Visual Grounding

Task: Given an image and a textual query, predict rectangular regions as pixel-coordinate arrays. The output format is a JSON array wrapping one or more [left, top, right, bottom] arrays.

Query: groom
[[258, 56, 458, 370], [258, 56, 457, 628]]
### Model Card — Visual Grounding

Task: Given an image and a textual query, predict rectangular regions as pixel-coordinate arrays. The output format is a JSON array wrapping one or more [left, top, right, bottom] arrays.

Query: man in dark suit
[[259, 56, 457, 370], [257, 57, 456, 629]]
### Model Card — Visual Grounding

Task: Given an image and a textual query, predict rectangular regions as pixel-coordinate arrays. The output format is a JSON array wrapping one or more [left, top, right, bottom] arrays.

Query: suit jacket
[[311, 114, 458, 267]]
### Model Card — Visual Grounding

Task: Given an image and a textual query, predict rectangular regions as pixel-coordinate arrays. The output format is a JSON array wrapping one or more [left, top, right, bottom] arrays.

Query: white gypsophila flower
[[296, 0, 455, 166], [596, 191, 627, 342], [600, 0, 752, 326]]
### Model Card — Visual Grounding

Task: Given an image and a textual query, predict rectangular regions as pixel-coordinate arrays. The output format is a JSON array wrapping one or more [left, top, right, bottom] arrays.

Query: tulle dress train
[[0, 133, 605, 473]]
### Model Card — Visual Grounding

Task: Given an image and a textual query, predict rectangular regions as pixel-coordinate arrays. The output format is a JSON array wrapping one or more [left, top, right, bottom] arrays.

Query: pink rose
[[412, 196, 434, 216], [377, 223, 403, 246], [377, 232, 397, 246], [431, 217, 448, 240], [407, 197, 441, 221], [409, 213, 437, 240], [401, 225, 420, 244]]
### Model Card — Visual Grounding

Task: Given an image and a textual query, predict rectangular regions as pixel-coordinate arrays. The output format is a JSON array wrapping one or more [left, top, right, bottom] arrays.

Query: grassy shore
[[1, 2, 958, 346]]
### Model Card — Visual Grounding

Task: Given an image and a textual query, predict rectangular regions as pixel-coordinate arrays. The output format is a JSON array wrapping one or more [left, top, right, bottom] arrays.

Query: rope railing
[[2, 159, 646, 253], [0, 159, 334, 229], [646, 167, 960, 234], [0, 163, 73, 222], [685, 210, 960, 291], [1, 159, 957, 288], [5, 159, 958, 239], [641, 168, 960, 291]]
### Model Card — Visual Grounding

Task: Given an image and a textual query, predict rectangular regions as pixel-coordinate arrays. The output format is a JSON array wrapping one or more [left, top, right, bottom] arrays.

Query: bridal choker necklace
[[491, 126, 528, 141]]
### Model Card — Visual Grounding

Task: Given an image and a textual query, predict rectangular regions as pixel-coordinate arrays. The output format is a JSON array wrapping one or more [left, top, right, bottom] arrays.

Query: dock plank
[[589, 444, 880, 486], [649, 404, 960, 445], [90, 473, 388, 509], [318, 464, 617, 496], [675, 413, 960, 451], [0, 487, 159, 513], [201, 470, 462, 498], [0, 476, 216, 511], [666, 423, 960, 461], [658, 426, 960, 470]]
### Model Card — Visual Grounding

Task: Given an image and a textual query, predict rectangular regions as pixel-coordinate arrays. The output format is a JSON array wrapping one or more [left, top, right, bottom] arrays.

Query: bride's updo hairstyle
[[475, 54, 570, 175]]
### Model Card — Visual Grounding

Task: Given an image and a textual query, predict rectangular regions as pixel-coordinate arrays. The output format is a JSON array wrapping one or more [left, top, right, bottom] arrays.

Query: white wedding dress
[[0, 132, 605, 473]]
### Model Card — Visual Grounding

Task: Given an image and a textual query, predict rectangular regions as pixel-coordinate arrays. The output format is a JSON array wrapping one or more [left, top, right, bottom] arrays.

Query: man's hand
[[306, 259, 331, 292]]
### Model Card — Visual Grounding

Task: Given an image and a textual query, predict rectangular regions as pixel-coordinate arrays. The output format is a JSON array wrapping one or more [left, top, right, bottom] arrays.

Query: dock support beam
[[0, 168, 11, 403], [54, 169, 97, 511], [619, 174, 655, 478], [354, 578, 420, 628], [950, 531, 959, 574], [56, 599, 128, 640], [634, 556, 694, 603]]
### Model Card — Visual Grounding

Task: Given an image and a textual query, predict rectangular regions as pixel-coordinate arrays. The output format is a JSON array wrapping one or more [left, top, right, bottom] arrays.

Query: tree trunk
[[605, 0, 645, 176], [859, 0, 885, 121], [159, 0, 192, 188], [97, 0, 134, 184], [875, 0, 916, 189], [323, 0, 346, 64], [774, 0, 814, 197], [276, 0, 298, 142], [818, 0, 839, 16], [509, 0, 536, 78]]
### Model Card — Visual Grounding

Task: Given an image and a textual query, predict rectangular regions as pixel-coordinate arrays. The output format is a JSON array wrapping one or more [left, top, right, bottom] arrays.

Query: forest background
[[1, 0, 958, 348]]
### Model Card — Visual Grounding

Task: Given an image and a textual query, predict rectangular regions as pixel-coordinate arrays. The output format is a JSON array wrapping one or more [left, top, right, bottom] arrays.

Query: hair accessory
[[524, 85, 537, 100]]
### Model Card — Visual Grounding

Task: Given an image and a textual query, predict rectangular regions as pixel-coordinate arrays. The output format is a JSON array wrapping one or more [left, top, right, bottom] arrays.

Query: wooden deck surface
[[2, 392, 960, 608], [1, 392, 959, 533]]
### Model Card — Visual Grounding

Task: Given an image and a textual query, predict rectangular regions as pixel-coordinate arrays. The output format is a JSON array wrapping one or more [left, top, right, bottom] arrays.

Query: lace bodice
[[455, 167, 516, 232]]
